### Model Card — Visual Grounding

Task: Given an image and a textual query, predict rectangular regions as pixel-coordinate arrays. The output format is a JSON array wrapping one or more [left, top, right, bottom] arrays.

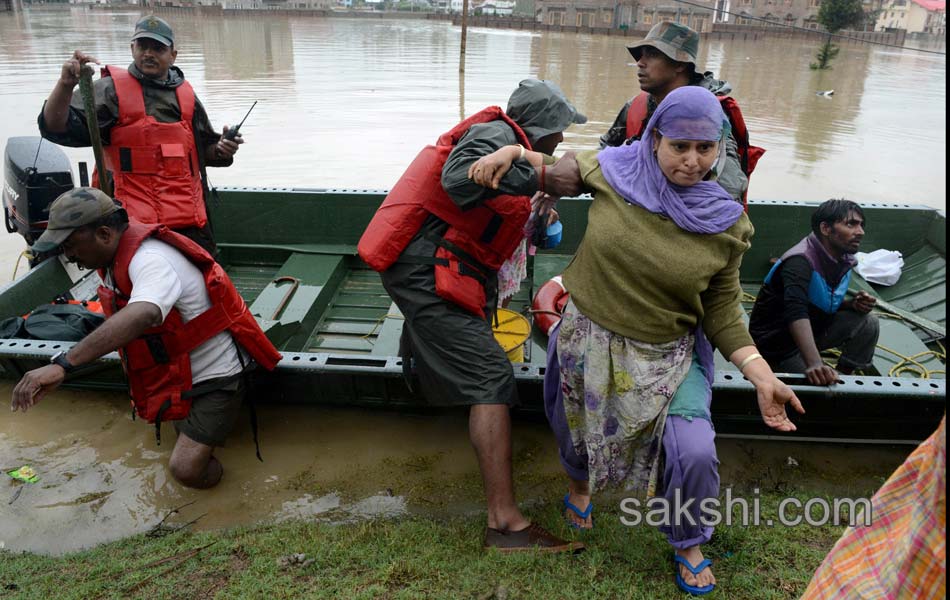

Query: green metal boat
[[0, 186, 945, 443]]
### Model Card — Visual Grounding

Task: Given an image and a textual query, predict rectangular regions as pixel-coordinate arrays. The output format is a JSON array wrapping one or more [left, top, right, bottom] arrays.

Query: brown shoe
[[483, 523, 585, 554]]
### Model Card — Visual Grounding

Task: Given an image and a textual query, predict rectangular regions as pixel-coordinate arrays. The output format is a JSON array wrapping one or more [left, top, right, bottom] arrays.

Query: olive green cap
[[627, 22, 700, 69], [31, 188, 121, 253], [131, 15, 174, 47]]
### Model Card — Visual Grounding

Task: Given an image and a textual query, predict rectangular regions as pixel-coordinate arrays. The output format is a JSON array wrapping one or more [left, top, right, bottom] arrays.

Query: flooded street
[[0, 8, 943, 554]]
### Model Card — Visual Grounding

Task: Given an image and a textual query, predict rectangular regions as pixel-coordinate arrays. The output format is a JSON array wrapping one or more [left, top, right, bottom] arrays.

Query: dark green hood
[[505, 79, 586, 146]]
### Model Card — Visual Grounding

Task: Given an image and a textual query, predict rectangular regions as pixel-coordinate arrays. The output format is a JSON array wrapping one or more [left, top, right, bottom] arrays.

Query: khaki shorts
[[173, 378, 245, 447]]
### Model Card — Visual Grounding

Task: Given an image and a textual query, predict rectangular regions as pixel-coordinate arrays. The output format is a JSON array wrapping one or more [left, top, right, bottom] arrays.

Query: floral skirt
[[557, 299, 694, 496], [497, 239, 528, 304]]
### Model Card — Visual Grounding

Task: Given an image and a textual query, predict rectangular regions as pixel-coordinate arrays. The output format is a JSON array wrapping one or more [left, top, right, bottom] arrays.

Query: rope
[[11, 250, 31, 281], [360, 313, 404, 341], [876, 344, 946, 378]]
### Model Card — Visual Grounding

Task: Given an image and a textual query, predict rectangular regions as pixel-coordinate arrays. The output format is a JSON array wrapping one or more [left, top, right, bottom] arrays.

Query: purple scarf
[[597, 86, 743, 236], [598, 86, 746, 397], [782, 233, 857, 287]]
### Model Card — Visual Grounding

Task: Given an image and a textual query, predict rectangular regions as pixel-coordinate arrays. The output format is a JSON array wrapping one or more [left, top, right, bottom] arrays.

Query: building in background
[[479, 0, 516, 14], [876, 0, 945, 34], [530, 0, 903, 30]]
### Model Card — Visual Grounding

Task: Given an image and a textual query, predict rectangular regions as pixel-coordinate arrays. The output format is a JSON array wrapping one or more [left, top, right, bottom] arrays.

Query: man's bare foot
[[676, 546, 716, 589]]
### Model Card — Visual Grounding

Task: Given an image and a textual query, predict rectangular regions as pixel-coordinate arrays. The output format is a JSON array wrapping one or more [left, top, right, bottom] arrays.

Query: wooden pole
[[459, 0, 468, 73], [78, 64, 111, 196]]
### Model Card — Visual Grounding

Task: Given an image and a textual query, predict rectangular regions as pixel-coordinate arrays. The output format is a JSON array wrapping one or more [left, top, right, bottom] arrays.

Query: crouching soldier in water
[[11, 188, 281, 488], [358, 79, 586, 552]]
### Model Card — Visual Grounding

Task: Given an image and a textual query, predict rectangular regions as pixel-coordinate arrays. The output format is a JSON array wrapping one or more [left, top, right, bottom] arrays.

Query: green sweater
[[562, 151, 755, 358]]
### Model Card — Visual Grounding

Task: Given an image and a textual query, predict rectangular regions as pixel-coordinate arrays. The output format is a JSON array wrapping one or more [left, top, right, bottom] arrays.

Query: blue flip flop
[[674, 555, 715, 596], [562, 493, 594, 529]]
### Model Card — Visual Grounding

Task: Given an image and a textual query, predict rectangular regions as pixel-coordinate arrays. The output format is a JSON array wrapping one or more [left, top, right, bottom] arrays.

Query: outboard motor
[[3, 136, 75, 251]]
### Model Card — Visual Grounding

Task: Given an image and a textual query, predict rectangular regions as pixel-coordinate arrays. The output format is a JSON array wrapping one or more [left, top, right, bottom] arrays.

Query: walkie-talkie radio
[[224, 101, 257, 141]]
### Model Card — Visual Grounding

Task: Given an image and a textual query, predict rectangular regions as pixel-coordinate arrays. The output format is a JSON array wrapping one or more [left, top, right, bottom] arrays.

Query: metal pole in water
[[459, 0, 468, 73], [79, 64, 111, 196]]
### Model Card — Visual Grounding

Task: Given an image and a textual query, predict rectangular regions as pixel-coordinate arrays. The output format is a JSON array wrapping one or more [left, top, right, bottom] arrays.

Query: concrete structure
[[532, 0, 893, 30], [480, 0, 515, 14], [876, 0, 945, 34], [533, 0, 637, 27]]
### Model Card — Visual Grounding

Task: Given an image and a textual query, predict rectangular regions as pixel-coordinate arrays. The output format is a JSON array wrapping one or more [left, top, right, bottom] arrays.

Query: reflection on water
[[0, 9, 942, 554]]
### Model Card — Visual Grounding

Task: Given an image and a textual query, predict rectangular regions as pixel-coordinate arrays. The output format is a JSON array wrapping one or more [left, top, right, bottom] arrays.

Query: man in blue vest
[[749, 199, 880, 385]]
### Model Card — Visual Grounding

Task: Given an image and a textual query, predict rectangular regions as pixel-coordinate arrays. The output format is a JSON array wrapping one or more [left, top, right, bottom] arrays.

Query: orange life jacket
[[358, 107, 533, 318], [625, 91, 765, 207], [97, 222, 281, 434], [94, 66, 207, 230]]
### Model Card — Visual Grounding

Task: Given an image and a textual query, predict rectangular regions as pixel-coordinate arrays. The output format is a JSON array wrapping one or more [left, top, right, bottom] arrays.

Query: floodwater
[[0, 8, 943, 554]]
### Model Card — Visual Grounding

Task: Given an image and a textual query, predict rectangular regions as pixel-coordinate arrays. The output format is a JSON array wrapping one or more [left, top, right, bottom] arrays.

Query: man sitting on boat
[[749, 199, 880, 385], [37, 15, 240, 256], [599, 22, 763, 205], [10, 187, 281, 490], [358, 79, 586, 554]]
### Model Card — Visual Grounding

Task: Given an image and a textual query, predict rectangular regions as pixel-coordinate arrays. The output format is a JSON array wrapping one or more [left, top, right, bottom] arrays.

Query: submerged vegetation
[[810, 0, 871, 70]]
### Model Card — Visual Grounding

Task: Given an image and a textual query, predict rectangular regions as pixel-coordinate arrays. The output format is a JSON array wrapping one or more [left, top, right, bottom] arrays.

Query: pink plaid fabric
[[801, 415, 946, 599]]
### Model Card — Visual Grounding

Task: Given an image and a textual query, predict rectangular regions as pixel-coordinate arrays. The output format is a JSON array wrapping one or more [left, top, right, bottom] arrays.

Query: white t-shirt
[[105, 238, 243, 384]]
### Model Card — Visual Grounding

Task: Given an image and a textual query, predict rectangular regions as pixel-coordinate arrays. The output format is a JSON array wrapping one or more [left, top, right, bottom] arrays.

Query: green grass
[[0, 487, 849, 599]]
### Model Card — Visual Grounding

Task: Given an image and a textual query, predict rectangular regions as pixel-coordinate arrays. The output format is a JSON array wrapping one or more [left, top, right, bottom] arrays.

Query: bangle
[[539, 164, 546, 194], [738, 353, 763, 372], [516, 144, 526, 161]]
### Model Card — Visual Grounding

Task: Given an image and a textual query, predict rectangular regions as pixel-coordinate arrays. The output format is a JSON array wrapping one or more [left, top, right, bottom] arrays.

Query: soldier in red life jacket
[[11, 188, 282, 490], [600, 22, 763, 205], [38, 16, 242, 256], [358, 79, 586, 553]]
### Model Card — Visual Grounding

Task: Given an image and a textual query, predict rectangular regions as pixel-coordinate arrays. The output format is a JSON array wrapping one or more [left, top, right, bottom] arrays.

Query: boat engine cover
[[3, 136, 74, 245]]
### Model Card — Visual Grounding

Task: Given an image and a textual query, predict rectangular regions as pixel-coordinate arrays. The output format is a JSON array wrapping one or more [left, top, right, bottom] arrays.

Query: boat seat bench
[[250, 253, 347, 350]]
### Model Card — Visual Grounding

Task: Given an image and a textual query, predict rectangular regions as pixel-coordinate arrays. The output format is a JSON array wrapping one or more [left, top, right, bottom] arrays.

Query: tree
[[817, 0, 867, 33], [810, 0, 868, 69]]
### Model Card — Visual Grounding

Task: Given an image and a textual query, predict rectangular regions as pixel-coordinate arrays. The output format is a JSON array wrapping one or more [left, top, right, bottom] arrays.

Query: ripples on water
[[0, 8, 945, 207]]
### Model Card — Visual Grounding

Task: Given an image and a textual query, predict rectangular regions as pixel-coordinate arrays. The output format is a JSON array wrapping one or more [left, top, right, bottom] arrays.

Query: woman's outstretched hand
[[755, 378, 805, 432], [731, 347, 805, 432]]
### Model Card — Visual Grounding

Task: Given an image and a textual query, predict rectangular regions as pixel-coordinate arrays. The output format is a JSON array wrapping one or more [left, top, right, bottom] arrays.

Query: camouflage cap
[[32, 188, 122, 253], [131, 15, 174, 47], [627, 22, 700, 68]]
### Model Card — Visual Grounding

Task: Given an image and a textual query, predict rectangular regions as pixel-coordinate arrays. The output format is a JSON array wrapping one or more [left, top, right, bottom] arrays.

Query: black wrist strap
[[53, 352, 76, 374]]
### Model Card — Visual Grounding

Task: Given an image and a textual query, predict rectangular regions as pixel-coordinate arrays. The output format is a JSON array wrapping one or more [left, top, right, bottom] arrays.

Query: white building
[[877, 0, 946, 34], [479, 0, 515, 14]]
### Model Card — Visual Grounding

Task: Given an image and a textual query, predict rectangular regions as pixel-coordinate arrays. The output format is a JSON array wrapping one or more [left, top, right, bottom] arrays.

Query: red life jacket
[[97, 222, 281, 431], [358, 106, 533, 318], [94, 66, 208, 230], [625, 91, 765, 207]]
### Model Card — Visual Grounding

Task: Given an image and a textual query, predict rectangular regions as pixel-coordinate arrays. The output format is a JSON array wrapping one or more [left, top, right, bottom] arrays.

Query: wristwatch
[[50, 350, 77, 374]]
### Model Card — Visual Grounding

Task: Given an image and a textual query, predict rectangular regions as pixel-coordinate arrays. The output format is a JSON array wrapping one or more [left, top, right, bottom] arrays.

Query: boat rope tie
[[361, 313, 405, 342]]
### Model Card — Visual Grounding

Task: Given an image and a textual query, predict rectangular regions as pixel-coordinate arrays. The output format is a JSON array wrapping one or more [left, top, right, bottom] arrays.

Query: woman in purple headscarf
[[469, 86, 804, 595]]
